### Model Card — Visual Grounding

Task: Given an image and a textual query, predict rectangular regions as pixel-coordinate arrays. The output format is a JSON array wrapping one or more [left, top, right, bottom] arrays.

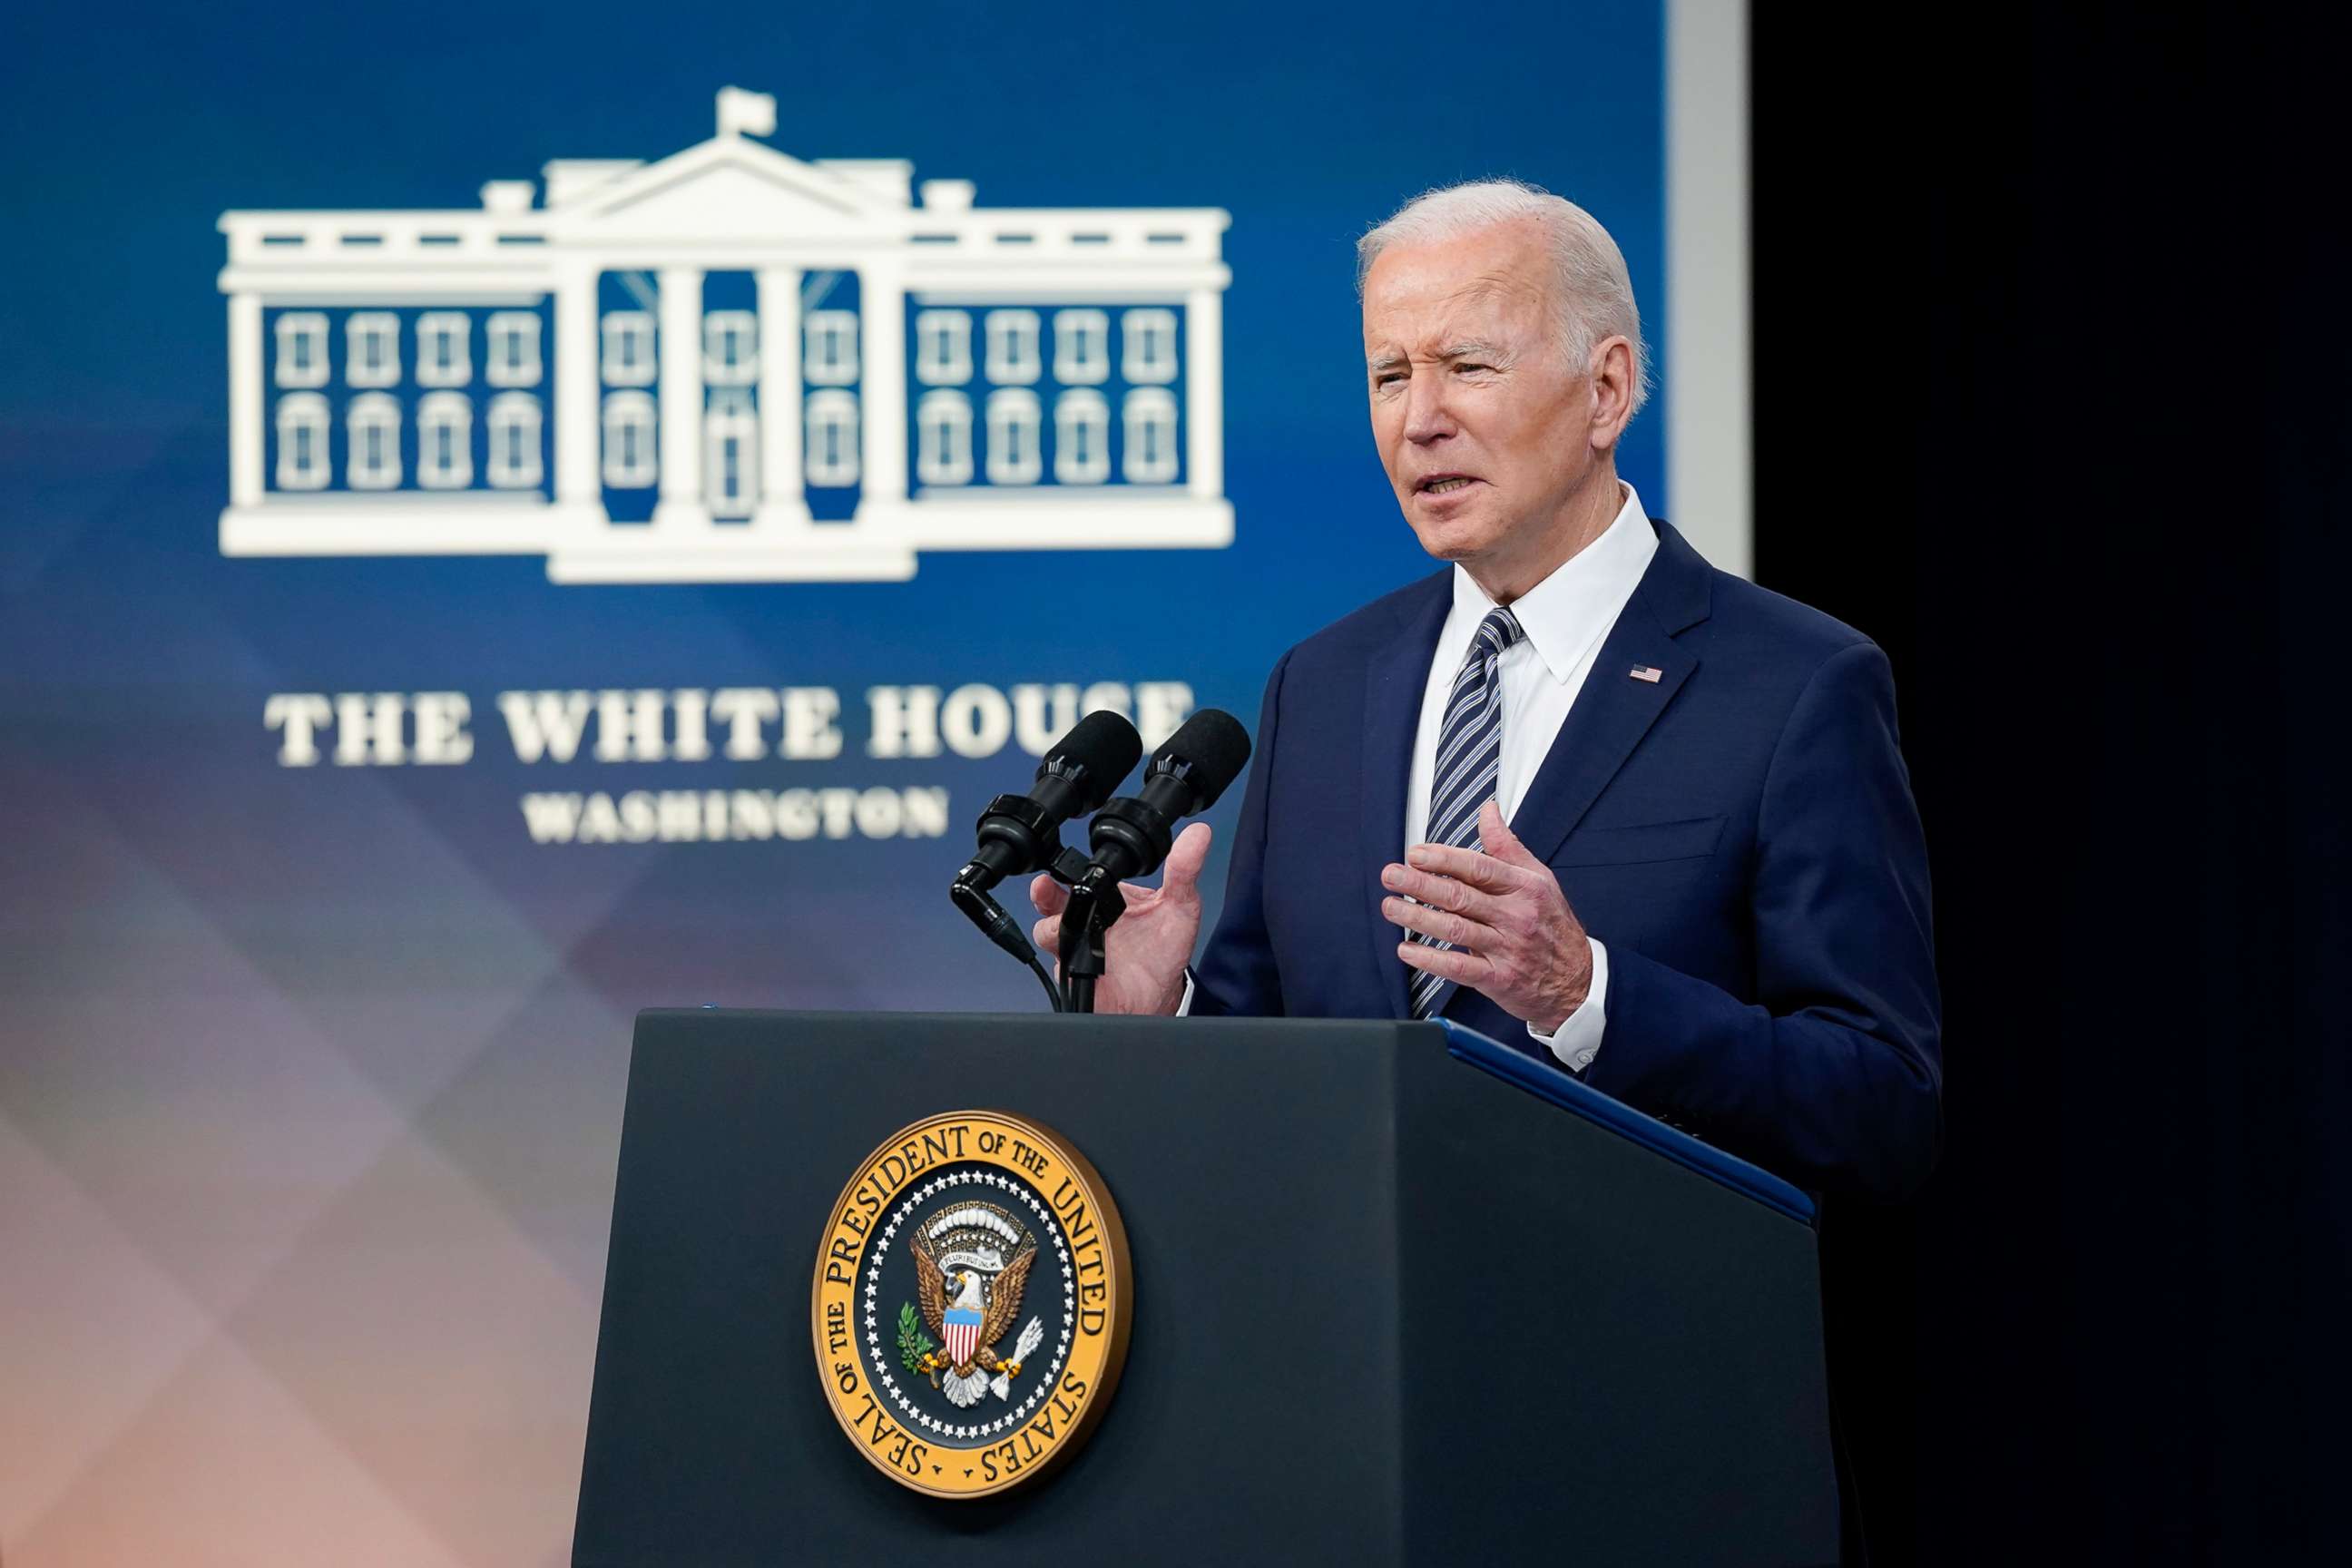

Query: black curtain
[[1752, 5, 2350, 1563]]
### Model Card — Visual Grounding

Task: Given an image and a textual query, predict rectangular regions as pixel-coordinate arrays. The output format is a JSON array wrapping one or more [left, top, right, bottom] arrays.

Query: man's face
[[1361, 220, 1603, 571]]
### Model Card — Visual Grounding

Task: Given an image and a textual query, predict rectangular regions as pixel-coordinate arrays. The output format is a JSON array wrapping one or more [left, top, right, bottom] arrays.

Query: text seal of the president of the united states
[[812, 1110, 1132, 1498]]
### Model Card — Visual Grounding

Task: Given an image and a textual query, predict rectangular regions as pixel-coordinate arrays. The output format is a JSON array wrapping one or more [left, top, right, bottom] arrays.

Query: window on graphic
[[346, 313, 399, 388], [704, 309, 758, 387], [416, 312, 472, 388], [985, 387, 1043, 485], [602, 310, 655, 387], [274, 313, 328, 389], [274, 392, 329, 489], [915, 310, 972, 386], [485, 391, 543, 489], [805, 388, 860, 485], [916, 389, 974, 486], [1122, 387, 1180, 483], [601, 391, 657, 487], [417, 391, 473, 489], [347, 392, 402, 490], [486, 311, 542, 388], [1123, 309, 1179, 385], [1054, 309, 1109, 386], [704, 390, 759, 517], [805, 310, 859, 387], [1054, 389, 1111, 485], [985, 310, 1041, 385]]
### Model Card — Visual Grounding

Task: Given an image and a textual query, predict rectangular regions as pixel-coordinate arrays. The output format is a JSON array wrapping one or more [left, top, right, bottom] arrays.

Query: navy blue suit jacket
[[1192, 520, 1942, 1200]]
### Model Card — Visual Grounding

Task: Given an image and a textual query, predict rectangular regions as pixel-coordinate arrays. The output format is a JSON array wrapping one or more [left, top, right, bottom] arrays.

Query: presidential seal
[[811, 1111, 1132, 1499]]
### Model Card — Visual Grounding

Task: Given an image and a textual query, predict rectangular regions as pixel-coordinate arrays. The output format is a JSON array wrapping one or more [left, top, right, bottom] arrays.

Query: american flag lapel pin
[[1630, 664, 1663, 683]]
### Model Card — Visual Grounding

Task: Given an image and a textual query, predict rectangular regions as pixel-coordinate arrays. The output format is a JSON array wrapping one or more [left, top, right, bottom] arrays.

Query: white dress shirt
[[1403, 484, 1657, 1071], [1181, 485, 1657, 1068]]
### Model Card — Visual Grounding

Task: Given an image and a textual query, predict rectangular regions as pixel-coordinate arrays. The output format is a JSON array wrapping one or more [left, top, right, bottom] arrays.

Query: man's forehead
[[1362, 270, 1545, 353]]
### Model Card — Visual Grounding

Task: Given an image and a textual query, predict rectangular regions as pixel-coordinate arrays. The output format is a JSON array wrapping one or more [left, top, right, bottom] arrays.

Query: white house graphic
[[217, 88, 1232, 583]]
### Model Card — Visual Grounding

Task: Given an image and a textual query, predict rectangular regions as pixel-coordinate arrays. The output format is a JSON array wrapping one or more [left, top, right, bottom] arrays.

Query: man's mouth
[[1417, 475, 1479, 495]]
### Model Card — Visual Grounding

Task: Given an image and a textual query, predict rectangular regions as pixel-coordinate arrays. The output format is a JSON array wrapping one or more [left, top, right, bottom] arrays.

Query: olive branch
[[897, 1302, 936, 1374]]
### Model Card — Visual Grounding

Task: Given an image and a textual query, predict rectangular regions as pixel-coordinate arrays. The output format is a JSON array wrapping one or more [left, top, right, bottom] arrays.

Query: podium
[[573, 1012, 1838, 1566]]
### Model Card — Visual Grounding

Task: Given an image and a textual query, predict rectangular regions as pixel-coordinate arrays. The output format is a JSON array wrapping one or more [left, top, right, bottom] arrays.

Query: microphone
[[1054, 710, 1251, 1012], [951, 710, 1142, 976], [956, 710, 1142, 890], [1081, 708, 1252, 882]]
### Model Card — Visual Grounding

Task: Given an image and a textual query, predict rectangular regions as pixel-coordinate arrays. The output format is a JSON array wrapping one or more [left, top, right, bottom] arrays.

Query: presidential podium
[[573, 1012, 1839, 1566]]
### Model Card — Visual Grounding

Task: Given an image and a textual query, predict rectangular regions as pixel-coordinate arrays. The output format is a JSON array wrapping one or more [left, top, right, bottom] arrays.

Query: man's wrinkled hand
[[1028, 821, 1210, 1016], [1382, 800, 1592, 1032]]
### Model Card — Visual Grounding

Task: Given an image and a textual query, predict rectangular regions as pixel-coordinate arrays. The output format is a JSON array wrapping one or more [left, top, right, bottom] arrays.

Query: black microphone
[[956, 710, 1142, 889], [951, 710, 1142, 969], [1054, 709, 1251, 1011], [1082, 708, 1253, 882]]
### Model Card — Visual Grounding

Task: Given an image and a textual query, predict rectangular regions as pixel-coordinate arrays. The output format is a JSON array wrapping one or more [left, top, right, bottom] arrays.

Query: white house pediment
[[566, 142, 881, 238]]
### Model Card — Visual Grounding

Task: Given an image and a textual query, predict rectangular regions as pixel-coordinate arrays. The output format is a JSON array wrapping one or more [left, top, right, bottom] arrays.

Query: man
[[1030, 181, 1940, 1200]]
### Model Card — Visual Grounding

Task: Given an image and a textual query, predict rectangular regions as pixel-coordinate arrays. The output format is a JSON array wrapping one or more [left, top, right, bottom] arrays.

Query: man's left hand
[[1383, 800, 1592, 1033]]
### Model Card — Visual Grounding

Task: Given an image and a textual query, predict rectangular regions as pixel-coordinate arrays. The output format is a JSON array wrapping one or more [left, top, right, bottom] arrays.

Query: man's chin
[[1404, 516, 1497, 564]]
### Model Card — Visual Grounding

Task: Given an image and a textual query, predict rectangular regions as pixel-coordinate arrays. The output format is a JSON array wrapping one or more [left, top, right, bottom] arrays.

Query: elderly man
[[1030, 181, 1941, 1200]]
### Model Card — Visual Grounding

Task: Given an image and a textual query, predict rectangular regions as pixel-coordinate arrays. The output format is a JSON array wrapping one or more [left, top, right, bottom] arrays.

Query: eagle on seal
[[911, 1201, 1045, 1407]]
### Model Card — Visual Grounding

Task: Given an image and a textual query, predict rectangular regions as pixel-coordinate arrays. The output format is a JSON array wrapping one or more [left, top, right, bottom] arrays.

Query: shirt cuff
[[1175, 969, 1196, 1017], [1526, 937, 1607, 1073]]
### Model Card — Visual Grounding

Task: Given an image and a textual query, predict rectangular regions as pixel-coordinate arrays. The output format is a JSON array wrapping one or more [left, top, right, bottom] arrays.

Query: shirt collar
[[1449, 483, 1659, 684]]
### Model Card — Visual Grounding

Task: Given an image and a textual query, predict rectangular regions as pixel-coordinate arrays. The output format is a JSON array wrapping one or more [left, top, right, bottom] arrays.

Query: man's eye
[[1455, 362, 1491, 374]]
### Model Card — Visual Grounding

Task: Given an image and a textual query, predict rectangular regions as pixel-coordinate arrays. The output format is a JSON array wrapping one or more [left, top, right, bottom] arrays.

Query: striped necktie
[[1408, 605, 1524, 1020]]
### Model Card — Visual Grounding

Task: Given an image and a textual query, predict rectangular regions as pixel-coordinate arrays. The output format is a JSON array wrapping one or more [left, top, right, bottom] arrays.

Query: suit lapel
[[1360, 573, 1452, 1020], [1504, 520, 1715, 867]]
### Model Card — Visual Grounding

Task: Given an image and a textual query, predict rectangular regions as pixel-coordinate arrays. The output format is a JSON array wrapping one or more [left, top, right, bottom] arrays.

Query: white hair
[[1357, 179, 1651, 417]]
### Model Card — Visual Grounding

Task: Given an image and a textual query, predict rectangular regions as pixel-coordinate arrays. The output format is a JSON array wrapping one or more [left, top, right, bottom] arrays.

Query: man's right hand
[[1027, 822, 1212, 1016]]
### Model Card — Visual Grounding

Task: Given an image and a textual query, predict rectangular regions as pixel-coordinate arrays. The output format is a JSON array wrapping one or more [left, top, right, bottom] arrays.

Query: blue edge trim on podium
[[1436, 1019, 1817, 1226]]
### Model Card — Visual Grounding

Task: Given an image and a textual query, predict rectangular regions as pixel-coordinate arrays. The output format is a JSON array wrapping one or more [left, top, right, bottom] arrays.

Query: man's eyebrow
[[1436, 339, 1506, 362], [1367, 348, 1408, 373]]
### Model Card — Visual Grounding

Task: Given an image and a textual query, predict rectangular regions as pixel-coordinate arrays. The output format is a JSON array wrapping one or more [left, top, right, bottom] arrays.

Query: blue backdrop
[[0, 3, 1669, 1559]]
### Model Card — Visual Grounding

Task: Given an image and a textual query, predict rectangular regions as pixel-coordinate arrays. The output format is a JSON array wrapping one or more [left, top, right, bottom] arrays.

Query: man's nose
[[1400, 374, 1456, 444]]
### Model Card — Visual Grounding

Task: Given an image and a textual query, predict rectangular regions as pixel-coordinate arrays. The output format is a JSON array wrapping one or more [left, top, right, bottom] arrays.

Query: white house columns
[[554, 261, 600, 523], [654, 265, 707, 528], [1184, 284, 1223, 502], [858, 258, 908, 509], [754, 265, 808, 528], [227, 292, 263, 509]]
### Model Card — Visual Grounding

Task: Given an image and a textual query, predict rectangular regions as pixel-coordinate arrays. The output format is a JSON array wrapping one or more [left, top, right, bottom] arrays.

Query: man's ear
[[1588, 336, 1638, 452]]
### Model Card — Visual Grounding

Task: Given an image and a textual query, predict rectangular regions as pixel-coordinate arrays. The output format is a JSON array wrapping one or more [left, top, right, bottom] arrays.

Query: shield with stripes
[[944, 1303, 983, 1366]]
